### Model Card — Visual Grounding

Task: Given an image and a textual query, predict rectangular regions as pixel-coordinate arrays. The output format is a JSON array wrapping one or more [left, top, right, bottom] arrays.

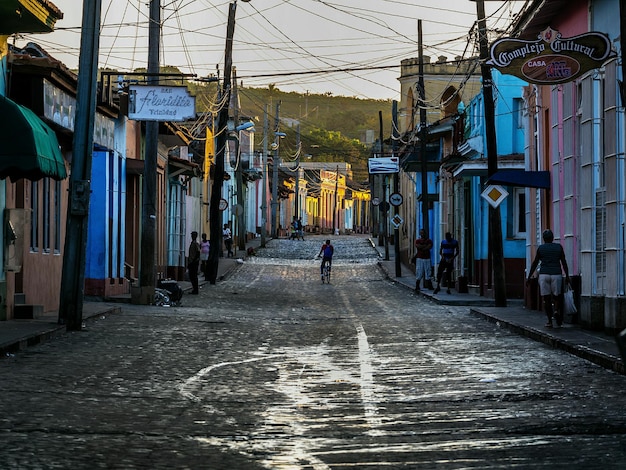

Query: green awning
[[0, 96, 67, 181], [0, 0, 63, 34]]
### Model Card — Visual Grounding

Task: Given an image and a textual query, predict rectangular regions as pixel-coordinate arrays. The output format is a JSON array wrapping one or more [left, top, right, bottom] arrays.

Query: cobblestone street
[[1, 235, 626, 469]]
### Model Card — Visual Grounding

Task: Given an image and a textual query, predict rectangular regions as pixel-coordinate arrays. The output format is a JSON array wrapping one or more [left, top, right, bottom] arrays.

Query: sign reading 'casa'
[[488, 27, 616, 84]]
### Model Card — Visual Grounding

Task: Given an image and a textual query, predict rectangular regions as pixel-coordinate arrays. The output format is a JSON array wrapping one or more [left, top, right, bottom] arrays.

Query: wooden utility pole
[[233, 67, 246, 252], [392, 100, 401, 277], [294, 123, 301, 219], [418, 19, 430, 240], [58, 0, 102, 329], [332, 165, 339, 233], [475, 0, 507, 306], [260, 104, 268, 247], [136, 0, 161, 303], [380, 110, 389, 260], [207, 1, 237, 284], [271, 101, 281, 238]]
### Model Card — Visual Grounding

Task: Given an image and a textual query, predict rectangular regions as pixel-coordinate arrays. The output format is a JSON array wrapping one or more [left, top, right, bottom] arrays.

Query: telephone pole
[[294, 123, 301, 220], [207, 1, 237, 284], [271, 101, 281, 238], [58, 0, 102, 329], [475, 0, 507, 306], [418, 19, 429, 239], [260, 104, 269, 247], [137, 0, 161, 303], [392, 100, 401, 277], [233, 67, 246, 252]]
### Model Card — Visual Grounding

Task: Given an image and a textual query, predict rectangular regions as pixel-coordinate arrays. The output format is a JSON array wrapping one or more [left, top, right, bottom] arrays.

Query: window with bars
[[512, 188, 526, 238]]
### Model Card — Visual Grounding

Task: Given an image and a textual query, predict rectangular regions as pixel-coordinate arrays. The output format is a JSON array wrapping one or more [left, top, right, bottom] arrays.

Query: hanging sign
[[128, 85, 196, 121], [488, 27, 616, 84], [368, 157, 399, 174]]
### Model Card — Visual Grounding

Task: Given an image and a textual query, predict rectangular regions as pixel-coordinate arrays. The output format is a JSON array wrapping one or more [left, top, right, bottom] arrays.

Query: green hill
[[189, 80, 393, 183]]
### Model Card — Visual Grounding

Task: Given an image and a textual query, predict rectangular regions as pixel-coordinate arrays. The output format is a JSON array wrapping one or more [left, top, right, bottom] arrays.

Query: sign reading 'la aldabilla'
[[128, 85, 196, 122], [488, 27, 616, 84]]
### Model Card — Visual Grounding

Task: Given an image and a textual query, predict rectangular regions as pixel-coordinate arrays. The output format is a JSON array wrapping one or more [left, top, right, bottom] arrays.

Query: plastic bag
[[563, 285, 577, 316]]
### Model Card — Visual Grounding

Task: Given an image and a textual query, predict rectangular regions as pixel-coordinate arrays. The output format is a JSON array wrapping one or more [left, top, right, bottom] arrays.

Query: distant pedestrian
[[223, 223, 233, 257], [200, 233, 210, 279], [297, 218, 304, 240], [414, 229, 433, 292], [433, 232, 459, 295], [290, 217, 298, 240], [526, 229, 571, 328], [188, 231, 201, 295]]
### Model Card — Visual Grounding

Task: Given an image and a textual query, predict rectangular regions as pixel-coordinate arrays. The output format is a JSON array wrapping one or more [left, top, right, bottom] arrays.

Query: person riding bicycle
[[318, 239, 334, 279]]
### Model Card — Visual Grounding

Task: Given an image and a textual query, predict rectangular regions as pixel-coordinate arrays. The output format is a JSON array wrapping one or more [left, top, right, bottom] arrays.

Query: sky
[[17, 0, 526, 101]]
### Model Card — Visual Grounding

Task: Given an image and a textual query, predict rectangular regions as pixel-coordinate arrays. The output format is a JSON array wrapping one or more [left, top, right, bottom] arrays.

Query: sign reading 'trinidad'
[[129, 85, 196, 122]]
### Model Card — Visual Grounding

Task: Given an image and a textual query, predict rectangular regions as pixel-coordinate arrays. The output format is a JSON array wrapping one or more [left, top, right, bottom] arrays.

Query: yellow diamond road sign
[[481, 184, 508, 208]]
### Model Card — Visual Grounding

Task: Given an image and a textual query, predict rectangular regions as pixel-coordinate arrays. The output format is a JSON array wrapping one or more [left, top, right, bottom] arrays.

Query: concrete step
[[13, 304, 44, 319]]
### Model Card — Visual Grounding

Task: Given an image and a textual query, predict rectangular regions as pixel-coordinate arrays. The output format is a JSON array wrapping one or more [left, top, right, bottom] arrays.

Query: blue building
[[442, 70, 527, 298]]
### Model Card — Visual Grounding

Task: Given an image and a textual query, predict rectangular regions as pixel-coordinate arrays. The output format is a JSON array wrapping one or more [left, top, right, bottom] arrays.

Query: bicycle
[[321, 259, 331, 284]]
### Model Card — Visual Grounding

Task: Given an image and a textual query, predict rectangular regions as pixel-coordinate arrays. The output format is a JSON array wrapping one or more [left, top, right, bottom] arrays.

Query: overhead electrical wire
[[15, 0, 527, 101]]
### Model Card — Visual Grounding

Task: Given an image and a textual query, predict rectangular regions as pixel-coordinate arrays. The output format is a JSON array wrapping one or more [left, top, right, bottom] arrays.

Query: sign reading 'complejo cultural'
[[488, 27, 616, 84], [128, 85, 196, 121]]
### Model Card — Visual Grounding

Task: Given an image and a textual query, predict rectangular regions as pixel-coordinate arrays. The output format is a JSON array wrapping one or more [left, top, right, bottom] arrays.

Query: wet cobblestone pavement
[[1, 235, 626, 469]]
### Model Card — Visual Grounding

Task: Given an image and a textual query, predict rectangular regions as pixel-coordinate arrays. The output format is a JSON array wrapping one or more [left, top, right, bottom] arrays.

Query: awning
[[168, 155, 201, 178], [487, 170, 551, 189], [0, 0, 63, 34], [0, 96, 67, 181]]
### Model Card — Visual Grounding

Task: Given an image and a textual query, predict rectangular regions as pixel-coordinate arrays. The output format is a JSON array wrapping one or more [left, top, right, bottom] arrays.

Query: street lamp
[[236, 121, 255, 132], [230, 119, 255, 252]]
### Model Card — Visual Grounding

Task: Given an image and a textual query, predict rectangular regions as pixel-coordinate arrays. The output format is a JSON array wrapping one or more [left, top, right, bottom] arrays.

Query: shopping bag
[[563, 285, 577, 316]]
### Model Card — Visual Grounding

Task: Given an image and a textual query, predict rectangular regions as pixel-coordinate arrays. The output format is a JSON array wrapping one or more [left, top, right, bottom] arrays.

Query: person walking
[[433, 232, 459, 295], [200, 233, 210, 279], [223, 223, 233, 257], [414, 229, 433, 292], [188, 231, 201, 295], [297, 218, 305, 240], [526, 229, 571, 328]]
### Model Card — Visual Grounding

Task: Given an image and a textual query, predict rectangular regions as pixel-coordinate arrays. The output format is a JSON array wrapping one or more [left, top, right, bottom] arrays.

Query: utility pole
[[260, 104, 268, 247], [332, 164, 339, 233], [207, 1, 237, 284], [392, 100, 401, 277], [233, 67, 246, 252], [380, 110, 389, 260], [58, 0, 102, 329], [136, 0, 161, 303], [294, 123, 301, 220], [475, 0, 507, 306], [271, 100, 281, 238], [418, 19, 430, 240]]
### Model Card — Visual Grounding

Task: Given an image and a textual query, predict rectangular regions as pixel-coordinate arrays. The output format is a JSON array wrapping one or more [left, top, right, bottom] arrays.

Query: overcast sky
[[17, 0, 525, 100]]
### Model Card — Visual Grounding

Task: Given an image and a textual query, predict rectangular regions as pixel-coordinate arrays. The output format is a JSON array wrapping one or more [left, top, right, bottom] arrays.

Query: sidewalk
[[371, 237, 625, 375], [0, 237, 264, 357]]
